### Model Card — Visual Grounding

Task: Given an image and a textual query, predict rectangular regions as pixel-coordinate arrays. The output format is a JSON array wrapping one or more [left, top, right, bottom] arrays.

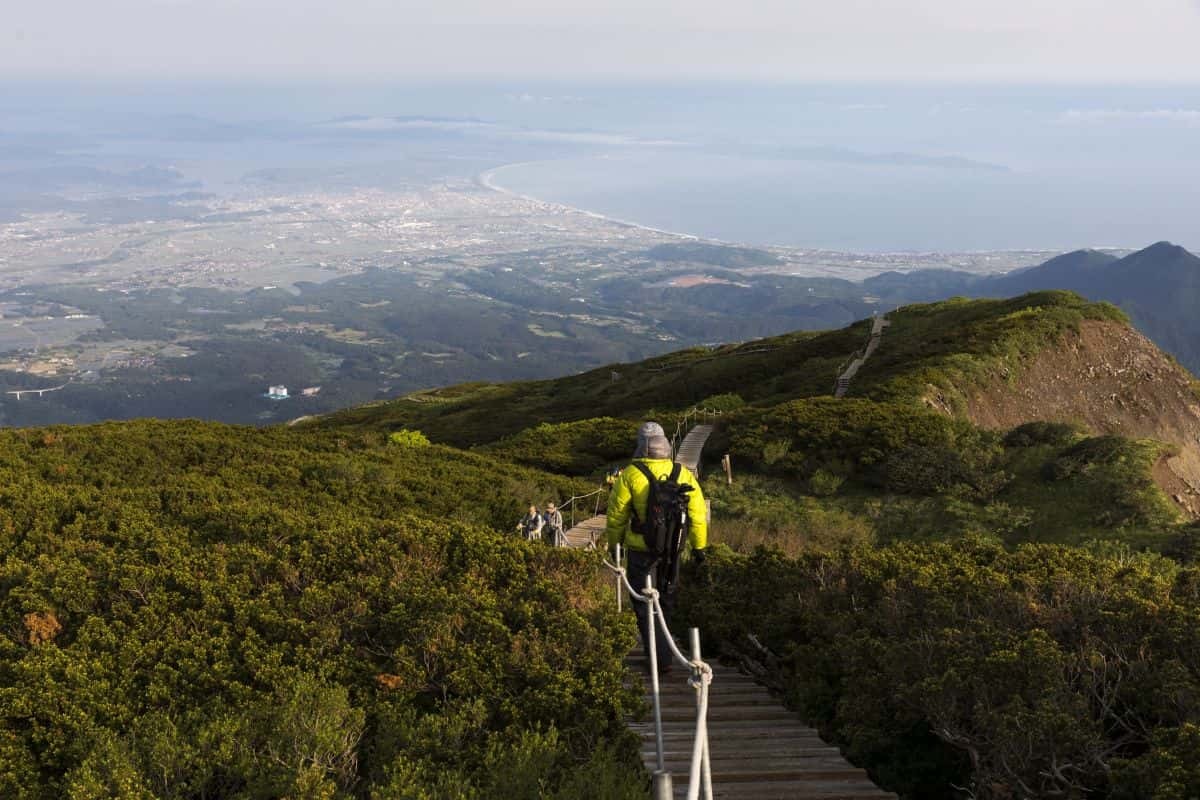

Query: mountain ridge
[[314, 289, 1200, 521]]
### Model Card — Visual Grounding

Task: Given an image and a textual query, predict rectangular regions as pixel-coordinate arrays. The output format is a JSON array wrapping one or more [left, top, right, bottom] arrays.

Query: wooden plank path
[[834, 315, 891, 398], [562, 427, 893, 795], [626, 647, 895, 799], [563, 514, 606, 549], [675, 424, 715, 473], [564, 529, 893, 797]]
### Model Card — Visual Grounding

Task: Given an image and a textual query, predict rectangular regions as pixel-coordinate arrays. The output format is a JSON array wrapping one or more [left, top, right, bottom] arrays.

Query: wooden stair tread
[[630, 644, 893, 798]]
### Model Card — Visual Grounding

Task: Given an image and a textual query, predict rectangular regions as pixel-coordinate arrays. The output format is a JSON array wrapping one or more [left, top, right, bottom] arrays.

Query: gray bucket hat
[[634, 421, 666, 458], [644, 434, 672, 460]]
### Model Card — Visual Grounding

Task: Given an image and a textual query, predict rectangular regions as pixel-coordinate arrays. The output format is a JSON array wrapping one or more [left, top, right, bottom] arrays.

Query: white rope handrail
[[552, 487, 607, 545], [602, 553, 713, 800], [602, 559, 696, 670], [670, 406, 725, 455]]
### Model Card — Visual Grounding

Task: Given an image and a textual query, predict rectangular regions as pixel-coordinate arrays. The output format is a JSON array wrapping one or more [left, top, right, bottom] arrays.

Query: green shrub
[[679, 540, 1199, 800], [883, 445, 975, 495], [479, 417, 638, 476], [696, 392, 745, 412], [1003, 421, 1080, 448], [728, 397, 982, 484], [1043, 435, 1133, 480], [761, 439, 791, 466], [389, 429, 431, 447], [703, 474, 871, 554], [1112, 724, 1200, 800], [808, 468, 844, 497]]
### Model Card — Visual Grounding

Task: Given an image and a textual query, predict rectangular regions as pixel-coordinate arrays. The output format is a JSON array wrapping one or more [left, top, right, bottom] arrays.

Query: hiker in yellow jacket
[[606, 433, 707, 674]]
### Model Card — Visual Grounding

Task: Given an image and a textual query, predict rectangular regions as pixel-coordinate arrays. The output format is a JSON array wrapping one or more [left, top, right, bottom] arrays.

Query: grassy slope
[[314, 290, 1181, 552], [316, 291, 1127, 446]]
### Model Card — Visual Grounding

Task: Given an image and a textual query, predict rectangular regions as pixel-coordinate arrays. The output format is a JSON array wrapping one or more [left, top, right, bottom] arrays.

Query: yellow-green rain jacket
[[605, 458, 707, 551]]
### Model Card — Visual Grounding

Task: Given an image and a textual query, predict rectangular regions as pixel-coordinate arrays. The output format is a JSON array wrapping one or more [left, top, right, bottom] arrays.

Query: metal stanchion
[[652, 771, 674, 800], [615, 543, 623, 612], [690, 628, 713, 800], [645, 574, 666, 776]]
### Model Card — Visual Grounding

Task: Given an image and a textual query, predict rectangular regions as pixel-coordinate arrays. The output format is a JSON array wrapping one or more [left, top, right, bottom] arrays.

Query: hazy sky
[[5, 0, 1200, 83]]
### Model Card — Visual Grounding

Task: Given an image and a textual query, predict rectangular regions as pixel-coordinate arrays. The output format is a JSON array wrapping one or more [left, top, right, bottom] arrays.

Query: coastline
[[476, 160, 1121, 262], [477, 160, 705, 243]]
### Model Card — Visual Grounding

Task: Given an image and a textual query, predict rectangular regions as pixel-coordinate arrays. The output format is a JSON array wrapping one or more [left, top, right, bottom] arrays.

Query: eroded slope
[[953, 320, 1200, 516]]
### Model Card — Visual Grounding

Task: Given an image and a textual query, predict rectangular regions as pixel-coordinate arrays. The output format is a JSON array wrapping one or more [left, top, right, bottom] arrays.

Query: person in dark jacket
[[517, 505, 543, 542], [543, 502, 564, 547]]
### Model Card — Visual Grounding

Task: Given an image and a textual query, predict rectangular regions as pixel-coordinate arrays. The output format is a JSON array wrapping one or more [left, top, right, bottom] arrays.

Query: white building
[[267, 385, 289, 400]]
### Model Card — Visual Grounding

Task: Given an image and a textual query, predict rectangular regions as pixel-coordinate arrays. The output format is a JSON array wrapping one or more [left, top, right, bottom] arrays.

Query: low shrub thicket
[[1003, 420, 1080, 448], [680, 541, 1200, 800], [0, 420, 644, 799], [479, 417, 638, 476]]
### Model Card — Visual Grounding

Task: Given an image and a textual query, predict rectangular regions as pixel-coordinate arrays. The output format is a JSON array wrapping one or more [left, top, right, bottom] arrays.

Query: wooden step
[[626, 641, 894, 800], [650, 756, 862, 773], [675, 783, 895, 800], [643, 748, 840, 762]]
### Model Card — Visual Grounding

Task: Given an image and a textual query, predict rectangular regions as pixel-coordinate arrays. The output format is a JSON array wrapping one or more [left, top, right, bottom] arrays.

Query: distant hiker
[[543, 502, 564, 547], [633, 421, 668, 459], [604, 467, 620, 488], [606, 434, 707, 674], [518, 505, 544, 542]]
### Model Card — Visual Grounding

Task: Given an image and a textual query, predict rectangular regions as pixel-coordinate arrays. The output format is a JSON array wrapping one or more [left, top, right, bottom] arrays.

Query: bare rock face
[[956, 320, 1200, 518]]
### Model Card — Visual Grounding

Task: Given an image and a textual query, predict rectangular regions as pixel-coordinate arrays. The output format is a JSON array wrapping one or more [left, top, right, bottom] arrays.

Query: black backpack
[[629, 462, 692, 557]]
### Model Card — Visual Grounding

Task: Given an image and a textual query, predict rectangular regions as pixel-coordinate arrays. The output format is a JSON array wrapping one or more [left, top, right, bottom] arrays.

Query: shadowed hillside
[[315, 290, 1200, 527], [316, 291, 1129, 442]]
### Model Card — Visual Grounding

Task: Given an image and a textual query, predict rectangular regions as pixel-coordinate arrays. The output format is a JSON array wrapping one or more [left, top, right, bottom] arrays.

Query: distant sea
[[6, 81, 1200, 252], [486, 150, 1200, 253]]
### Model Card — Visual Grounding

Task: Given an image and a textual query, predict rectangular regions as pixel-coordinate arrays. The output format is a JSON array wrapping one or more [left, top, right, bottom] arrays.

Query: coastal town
[[0, 176, 1069, 426], [0, 178, 1060, 295]]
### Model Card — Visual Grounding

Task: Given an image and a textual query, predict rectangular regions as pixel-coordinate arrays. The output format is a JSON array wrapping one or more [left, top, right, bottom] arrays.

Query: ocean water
[[5, 81, 1200, 252], [489, 150, 1200, 252], [474, 83, 1200, 252]]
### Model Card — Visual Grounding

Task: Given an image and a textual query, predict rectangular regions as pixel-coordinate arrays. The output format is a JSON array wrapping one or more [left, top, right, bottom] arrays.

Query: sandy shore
[[477, 161, 703, 242]]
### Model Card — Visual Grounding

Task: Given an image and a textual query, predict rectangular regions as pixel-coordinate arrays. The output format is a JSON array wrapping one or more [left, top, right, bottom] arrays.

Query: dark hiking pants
[[626, 549, 677, 670]]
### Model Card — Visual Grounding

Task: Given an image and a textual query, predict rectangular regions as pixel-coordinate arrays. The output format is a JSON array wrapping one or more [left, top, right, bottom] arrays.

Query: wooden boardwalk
[[627, 648, 895, 799], [566, 529, 894, 797], [675, 424, 715, 474], [563, 514, 606, 549], [564, 427, 893, 796], [834, 315, 891, 398]]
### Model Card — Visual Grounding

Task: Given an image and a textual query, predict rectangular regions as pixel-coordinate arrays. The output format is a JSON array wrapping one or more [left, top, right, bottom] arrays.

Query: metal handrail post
[[615, 544, 623, 612], [690, 627, 713, 800], [653, 772, 673, 800], [645, 574, 666, 776]]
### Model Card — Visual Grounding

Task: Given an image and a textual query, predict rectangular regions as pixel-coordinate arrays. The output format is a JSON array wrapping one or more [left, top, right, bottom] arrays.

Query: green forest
[[5, 291, 1200, 798]]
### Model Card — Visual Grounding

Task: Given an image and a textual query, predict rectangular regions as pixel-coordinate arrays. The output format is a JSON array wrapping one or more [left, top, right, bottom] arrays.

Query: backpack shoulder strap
[[667, 463, 681, 483], [631, 461, 657, 485], [627, 462, 657, 534]]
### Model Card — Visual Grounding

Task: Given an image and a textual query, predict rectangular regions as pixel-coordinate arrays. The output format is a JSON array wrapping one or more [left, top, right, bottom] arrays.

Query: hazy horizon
[[7, 1, 1200, 83], [5, 79, 1198, 251]]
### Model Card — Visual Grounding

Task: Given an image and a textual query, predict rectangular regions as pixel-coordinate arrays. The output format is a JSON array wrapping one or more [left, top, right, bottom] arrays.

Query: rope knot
[[688, 660, 713, 690]]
